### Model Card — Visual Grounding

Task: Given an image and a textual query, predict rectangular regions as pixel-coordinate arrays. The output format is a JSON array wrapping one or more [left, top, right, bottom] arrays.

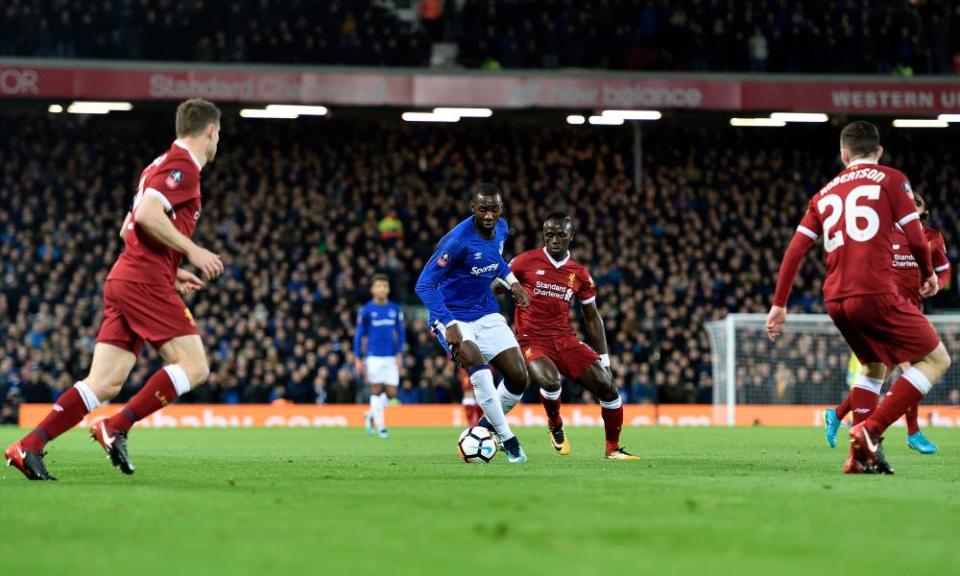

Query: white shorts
[[365, 356, 399, 386], [456, 313, 520, 362]]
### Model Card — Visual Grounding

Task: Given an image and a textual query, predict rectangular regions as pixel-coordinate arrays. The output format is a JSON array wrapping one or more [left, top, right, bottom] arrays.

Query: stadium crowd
[[1, 0, 958, 75], [1, 110, 959, 421]]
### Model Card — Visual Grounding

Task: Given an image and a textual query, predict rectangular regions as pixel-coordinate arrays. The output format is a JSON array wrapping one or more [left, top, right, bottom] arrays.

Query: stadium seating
[[0, 110, 958, 419], [2, 1, 957, 74]]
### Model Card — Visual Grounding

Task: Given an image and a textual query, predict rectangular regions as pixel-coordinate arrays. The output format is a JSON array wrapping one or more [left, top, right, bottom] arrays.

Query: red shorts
[[827, 292, 939, 366], [97, 280, 198, 356], [897, 289, 923, 312], [519, 335, 600, 380]]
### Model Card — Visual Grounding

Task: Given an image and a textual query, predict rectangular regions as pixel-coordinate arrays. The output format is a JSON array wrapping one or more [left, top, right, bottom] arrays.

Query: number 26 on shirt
[[817, 185, 881, 253]]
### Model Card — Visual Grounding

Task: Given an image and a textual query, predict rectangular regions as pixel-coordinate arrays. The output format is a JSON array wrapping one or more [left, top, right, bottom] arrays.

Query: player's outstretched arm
[[766, 305, 787, 341], [135, 194, 223, 280], [415, 244, 459, 326], [768, 229, 816, 341], [582, 301, 610, 367]]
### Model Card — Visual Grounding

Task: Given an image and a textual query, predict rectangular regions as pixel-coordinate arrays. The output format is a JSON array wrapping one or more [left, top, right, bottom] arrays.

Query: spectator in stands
[[748, 28, 768, 72], [2, 0, 959, 74], [0, 110, 958, 419]]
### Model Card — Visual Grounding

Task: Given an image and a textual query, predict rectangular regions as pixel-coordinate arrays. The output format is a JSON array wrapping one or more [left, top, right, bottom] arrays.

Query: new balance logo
[[53, 404, 64, 412], [536, 270, 545, 275]]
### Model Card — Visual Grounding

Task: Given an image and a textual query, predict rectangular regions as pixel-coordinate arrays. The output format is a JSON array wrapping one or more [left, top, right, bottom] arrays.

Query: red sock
[[849, 387, 879, 425], [463, 402, 481, 427], [904, 401, 921, 435], [21, 387, 90, 452], [865, 376, 924, 437], [601, 406, 623, 454], [468, 404, 482, 427], [540, 393, 563, 429], [835, 394, 852, 420], [107, 367, 180, 432]]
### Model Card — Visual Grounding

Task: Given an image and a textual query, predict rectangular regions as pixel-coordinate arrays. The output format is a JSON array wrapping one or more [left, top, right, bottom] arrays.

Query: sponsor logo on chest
[[471, 262, 500, 276], [533, 278, 575, 303]]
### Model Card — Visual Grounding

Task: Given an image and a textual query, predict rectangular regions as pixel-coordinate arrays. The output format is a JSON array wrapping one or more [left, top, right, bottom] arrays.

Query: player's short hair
[[175, 99, 221, 138], [840, 121, 880, 159], [371, 273, 390, 285], [470, 183, 502, 203], [543, 211, 572, 228]]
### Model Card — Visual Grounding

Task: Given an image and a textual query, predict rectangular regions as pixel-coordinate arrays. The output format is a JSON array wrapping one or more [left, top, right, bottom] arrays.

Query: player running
[[354, 274, 405, 438], [767, 121, 951, 474], [5, 99, 224, 480], [502, 212, 637, 460], [824, 192, 950, 454], [415, 183, 532, 463]]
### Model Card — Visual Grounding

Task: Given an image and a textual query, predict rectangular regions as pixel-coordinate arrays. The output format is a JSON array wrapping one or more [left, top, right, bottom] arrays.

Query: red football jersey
[[892, 224, 950, 298], [510, 248, 597, 339], [795, 161, 926, 302], [109, 140, 203, 286]]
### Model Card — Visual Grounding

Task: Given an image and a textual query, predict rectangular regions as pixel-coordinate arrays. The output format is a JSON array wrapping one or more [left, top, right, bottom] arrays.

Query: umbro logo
[[474, 252, 483, 260]]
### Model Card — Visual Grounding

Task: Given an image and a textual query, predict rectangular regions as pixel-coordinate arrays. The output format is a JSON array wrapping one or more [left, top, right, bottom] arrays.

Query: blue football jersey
[[353, 300, 405, 358], [415, 216, 513, 325]]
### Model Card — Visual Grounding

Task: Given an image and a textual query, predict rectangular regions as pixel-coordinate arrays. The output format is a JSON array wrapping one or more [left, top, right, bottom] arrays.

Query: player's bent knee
[[935, 345, 951, 374], [85, 377, 124, 402], [503, 366, 529, 394], [598, 384, 619, 403], [456, 342, 484, 368], [181, 362, 210, 387], [538, 374, 561, 392]]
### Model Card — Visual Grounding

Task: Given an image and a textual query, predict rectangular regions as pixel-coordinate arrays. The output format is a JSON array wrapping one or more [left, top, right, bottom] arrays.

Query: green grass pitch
[[1, 425, 958, 576]]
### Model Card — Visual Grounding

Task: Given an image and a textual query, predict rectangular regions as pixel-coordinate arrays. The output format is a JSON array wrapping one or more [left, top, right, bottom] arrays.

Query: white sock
[[164, 365, 191, 396], [539, 387, 561, 401], [74, 382, 101, 412], [901, 366, 933, 395], [471, 366, 514, 441], [371, 392, 386, 431], [497, 382, 523, 415], [599, 395, 623, 410], [379, 392, 389, 429]]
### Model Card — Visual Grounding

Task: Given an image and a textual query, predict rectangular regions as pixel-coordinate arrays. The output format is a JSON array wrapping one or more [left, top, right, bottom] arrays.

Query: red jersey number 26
[[817, 185, 881, 253]]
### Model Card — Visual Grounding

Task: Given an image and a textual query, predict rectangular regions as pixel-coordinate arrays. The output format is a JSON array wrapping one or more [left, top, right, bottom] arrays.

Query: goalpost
[[706, 313, 960, 426]]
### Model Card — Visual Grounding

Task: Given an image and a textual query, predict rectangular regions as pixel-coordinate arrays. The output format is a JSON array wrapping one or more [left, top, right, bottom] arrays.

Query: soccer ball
[[457, 426, 498, 463]]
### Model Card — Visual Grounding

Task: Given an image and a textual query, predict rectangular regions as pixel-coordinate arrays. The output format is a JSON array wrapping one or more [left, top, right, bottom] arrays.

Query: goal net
[[706, 313, 960, 426]]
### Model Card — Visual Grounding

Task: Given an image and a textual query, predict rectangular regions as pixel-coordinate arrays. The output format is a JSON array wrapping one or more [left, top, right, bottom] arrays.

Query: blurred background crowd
[[2, 109, 959, 422], [2, 0, 959, 75]]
